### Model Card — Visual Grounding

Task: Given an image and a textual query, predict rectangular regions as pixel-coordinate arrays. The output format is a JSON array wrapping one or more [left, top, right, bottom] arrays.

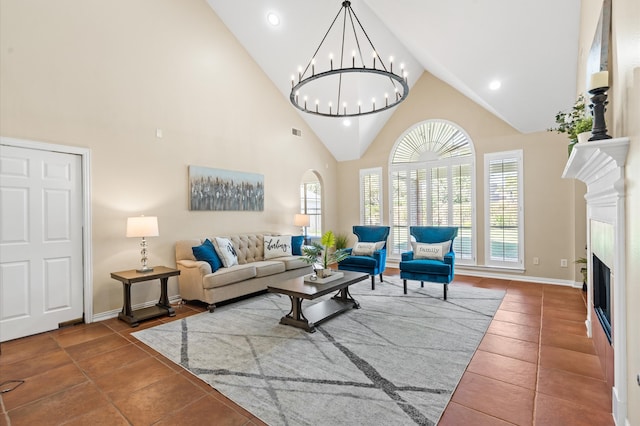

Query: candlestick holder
[[588, 86, 612, 141]]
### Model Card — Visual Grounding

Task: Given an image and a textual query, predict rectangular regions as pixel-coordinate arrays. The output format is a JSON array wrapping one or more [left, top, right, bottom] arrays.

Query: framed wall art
[[189, 165, 264, 211]]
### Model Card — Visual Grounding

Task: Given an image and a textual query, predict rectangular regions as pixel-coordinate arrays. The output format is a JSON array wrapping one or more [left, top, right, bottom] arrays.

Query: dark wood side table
[[110, 266, 180, 327]]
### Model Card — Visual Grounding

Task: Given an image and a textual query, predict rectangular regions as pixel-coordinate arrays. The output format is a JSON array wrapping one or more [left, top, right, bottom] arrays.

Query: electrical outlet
[[560, 259, 568, 267], [156, 128, 163, 138], [533, 257, 539, 265]]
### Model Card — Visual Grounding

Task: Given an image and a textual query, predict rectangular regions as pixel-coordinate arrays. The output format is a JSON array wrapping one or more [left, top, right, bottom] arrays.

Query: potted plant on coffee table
[[302, 230, 349, 278]]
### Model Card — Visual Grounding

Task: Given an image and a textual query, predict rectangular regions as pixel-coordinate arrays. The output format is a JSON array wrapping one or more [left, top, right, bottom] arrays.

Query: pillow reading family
[[352, 241, 385, 256], [412, 240, 452, 261]]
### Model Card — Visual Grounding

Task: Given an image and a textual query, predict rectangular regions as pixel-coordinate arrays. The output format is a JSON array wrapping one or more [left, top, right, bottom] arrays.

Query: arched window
[[389, 120, 475, 264], [300, 170, 322, 242]]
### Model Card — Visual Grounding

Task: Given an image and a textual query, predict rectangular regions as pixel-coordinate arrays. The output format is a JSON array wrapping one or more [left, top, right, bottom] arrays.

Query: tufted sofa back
[[175, 233, 273, 265]]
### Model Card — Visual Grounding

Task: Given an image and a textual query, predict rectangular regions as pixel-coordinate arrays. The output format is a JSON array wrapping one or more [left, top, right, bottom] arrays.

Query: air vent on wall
[[292, 128, 302, 137]]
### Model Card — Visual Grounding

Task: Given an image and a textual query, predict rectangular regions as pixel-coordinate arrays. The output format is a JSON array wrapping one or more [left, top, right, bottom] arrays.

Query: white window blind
[[359, 168, 383, 225], [484, 150, 523, 267]]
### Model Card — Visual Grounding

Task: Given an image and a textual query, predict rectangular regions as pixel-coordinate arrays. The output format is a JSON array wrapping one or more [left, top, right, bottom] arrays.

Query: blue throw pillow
[[291, 235, 305, 256], [192, 239, 223, 272]]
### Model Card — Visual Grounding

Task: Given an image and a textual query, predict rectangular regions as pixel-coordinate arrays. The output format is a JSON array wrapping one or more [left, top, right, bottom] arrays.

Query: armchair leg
[[444, 284, 448, 300], [420, 281, 424, 288], [379, 273, 384, 282], [371, 275, 375, 290], [403, 279, 407, 295]]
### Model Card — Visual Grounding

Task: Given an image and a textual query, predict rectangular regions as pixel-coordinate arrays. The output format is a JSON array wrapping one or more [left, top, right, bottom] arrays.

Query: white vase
[[577, 131, 591, 143]]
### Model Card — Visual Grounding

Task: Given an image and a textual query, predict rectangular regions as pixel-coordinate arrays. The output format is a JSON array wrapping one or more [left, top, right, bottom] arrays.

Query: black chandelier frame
[[289, 0, 409, 118]]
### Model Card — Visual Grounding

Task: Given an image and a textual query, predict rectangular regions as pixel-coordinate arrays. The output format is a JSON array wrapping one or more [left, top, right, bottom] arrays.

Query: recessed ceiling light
[[343, 119, 352, 127], [267, 12, 280, 26], [489, 80, 501, 90]]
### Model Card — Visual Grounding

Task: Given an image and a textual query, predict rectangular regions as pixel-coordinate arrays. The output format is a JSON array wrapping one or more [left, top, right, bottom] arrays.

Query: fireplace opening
[[592, 254, 611, 343]]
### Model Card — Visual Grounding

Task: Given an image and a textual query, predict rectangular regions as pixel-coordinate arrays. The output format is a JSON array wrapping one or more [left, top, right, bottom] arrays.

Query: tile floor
[[0, 273, 613, 425]]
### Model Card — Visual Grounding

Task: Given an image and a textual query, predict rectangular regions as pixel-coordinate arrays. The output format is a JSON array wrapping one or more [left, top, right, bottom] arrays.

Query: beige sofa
[[175, 233, 312, 311]]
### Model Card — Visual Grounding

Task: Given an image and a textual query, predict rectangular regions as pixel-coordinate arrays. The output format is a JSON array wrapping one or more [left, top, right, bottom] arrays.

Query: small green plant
[[575, 257, 588, 283], [302, 230, 349, 269], [334, 233, 349, 250], [548, 94, 593, 141]]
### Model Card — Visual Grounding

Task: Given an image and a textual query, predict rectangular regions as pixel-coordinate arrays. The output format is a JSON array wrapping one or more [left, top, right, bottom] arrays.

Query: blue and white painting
[[189, 166, 264, 211]]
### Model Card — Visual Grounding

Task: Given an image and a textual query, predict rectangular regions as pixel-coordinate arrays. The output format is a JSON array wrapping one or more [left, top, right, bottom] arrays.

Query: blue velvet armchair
[[399, 226, 458, 299], [338, 225, 390, 290]]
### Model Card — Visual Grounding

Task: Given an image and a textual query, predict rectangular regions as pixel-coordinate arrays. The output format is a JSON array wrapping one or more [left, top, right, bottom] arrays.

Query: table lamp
[[294, 213, 310, 243], [126, 215, 159, 272]]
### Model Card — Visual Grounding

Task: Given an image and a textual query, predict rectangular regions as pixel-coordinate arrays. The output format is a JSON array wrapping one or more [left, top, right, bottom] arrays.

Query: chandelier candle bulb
[[589, 71, 609, 90]]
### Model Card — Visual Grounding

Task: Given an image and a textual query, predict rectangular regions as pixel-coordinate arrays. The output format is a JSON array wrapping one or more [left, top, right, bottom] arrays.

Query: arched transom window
[[389, 120, 476, 264]]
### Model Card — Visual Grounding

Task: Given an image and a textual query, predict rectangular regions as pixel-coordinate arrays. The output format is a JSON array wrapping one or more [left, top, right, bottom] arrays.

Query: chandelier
[[290, 1, 409, 118]]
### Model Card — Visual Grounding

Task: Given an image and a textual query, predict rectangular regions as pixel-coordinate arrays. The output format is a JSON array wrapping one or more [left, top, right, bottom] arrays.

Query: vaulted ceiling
[[206, 0, 581, 161]]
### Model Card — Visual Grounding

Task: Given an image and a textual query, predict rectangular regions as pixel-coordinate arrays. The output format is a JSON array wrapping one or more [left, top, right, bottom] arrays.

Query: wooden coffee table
[[267, 271, 369, 332]]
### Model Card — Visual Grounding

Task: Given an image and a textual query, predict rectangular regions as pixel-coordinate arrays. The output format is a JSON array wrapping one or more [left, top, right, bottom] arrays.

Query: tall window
[[484, 150, 523, 268], [360, 167, 382, 225], [390, 120, 475, 264], [300, 179, 322, 239]]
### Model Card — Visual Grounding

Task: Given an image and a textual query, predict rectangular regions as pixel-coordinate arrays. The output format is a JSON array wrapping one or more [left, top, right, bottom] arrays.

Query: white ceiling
[[206, 0, 581, 161]]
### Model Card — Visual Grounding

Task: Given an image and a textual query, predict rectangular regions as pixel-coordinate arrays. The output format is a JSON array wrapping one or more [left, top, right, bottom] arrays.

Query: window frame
[[300, 181, 322, 239], [483, 149, 524, 269], [359, 167, 383, 226], [389, 156, 476, 265]]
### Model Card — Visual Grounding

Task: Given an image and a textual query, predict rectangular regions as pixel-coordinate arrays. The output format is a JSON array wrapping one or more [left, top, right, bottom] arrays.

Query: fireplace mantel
[[562, 136, 629, 424], [563, 137, 629, 189]]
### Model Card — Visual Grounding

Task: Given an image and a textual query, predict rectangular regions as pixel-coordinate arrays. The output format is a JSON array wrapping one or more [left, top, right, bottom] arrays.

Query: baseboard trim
[[91, 295, 183, 323], [455, 267, 580, 288]]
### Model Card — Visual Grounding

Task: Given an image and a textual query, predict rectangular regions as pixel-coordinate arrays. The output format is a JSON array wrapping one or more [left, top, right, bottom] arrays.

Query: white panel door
[[0, 145, 84, 342]]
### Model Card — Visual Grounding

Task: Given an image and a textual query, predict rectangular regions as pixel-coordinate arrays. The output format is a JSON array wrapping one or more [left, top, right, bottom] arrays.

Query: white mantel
[[562, 136, 629, 425]]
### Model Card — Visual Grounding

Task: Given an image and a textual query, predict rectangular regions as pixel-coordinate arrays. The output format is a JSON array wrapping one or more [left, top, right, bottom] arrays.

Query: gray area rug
[[133, 277, 504, 426]]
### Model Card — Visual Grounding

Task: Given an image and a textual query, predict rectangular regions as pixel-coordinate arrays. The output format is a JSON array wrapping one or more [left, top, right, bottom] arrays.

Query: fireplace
[[562, 136, 629, 423], [592, 254, 611, 343]]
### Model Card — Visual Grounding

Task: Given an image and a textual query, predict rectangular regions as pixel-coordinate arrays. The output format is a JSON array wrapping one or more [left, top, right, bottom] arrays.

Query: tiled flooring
[[0, 273, 613, 425]]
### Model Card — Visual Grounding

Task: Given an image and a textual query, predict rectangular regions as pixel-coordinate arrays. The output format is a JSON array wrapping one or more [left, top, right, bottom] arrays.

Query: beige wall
[[337, 72, 580, 281], [609, 0, 640, 422], [0, 0, 339, 314]]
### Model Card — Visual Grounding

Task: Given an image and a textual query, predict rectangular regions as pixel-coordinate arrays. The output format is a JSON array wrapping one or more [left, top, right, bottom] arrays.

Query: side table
[[110, 266, 180, 327]]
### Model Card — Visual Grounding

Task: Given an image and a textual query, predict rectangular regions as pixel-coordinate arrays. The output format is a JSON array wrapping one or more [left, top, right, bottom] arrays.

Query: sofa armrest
[[373, 248, 387, 265], [176, 259, 212, 301], [401, 251, 414, 261], [443, 252, 455, 265], [177, 259, 212, 275]]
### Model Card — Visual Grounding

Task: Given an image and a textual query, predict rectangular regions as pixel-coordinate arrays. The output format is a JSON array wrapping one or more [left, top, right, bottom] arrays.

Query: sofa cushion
[[340, 255, 377, 268], [264, 235, 292, 259], [412, 241, 452, 261], [214, 237, 239, 267], [202, 264, 256, 289], [192, 239, 223, 272], [253, 260, 286, 277], [400, 259, 451, 275], [277, 256, 310, 270], [291, 235, 305, 256]]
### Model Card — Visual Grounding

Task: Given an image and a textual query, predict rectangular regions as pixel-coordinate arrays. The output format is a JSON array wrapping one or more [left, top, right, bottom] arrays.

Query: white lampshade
[[126, 216, 159, 238], [294, 214, 310, 227]]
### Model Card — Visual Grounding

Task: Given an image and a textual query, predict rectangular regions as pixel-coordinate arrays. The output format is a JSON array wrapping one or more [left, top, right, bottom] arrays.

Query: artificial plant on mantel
[[548, 93, 593, 156]]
